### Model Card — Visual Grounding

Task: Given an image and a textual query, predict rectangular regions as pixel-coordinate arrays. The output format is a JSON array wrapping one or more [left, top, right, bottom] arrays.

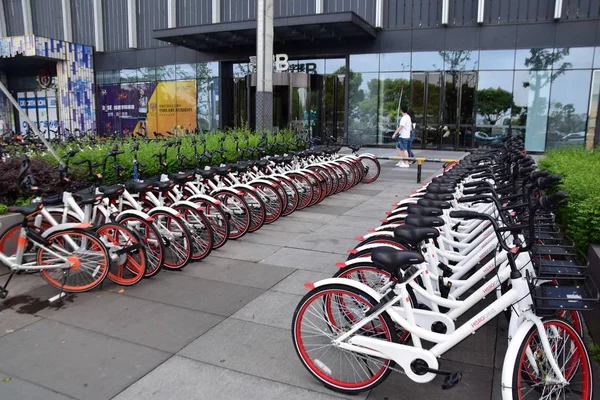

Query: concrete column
[[0, 0, 7, 37], [211, 0, 220, 23], [61, 0, 73, 41], [167, 0, 176, 28], [127, 0, 137, 48], [255, 0, 273, 132], [315, 0, 323, 14], [22, 0, 33, 35], [93, 0, 104, 52]]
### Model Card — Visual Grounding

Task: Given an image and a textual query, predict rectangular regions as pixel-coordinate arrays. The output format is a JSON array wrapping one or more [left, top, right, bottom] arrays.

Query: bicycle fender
[[115, 209, 154, 222], [358, 153, 377, 159], [335, 256, 373, 269], [359, 231, 395, 240], [187, 193, 220, 204], [501, 320, 535, 398], [42, 222, 93, 238], [249, 179, 277, 187], [352, 242, 404, 255], [310, 278, 383, 302], [43, 207, 84, 223], [211, 187, 246, 197], [171, 200, 203, 211], [147, 206, 182, 218]]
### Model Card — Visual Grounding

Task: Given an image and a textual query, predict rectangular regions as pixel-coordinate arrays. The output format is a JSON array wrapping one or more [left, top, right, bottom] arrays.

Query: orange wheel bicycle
[[96, 223, 147, 286]]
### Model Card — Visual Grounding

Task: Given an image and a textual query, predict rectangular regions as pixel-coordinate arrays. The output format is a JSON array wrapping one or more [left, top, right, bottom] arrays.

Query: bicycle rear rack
[[532, 278, 599, 311]]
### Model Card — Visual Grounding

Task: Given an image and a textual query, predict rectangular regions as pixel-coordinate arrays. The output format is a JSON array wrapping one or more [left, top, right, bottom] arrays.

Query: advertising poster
[[97, 80, 197, 137]]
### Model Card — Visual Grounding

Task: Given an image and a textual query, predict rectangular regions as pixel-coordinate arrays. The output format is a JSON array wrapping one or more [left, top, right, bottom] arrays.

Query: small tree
[[476, 87, 514, 125]]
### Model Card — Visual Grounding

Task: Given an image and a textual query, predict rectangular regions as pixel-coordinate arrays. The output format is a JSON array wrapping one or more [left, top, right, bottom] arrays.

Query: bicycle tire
[[97, 223, 147, 286], [173, 204, 214, 261], [148, 210, 193, 270], [189, 198, 230, 249], [118, 215, 165, 278], [212, 191, 251, 240]]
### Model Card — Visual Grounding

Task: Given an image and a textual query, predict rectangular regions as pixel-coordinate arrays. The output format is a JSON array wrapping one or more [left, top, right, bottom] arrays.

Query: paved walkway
[[0, 149, 587, 400]]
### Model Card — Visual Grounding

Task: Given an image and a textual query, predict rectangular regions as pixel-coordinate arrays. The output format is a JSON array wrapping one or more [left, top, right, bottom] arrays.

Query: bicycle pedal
[[0, 289, 8, 299], [441, 371, 463, 390]]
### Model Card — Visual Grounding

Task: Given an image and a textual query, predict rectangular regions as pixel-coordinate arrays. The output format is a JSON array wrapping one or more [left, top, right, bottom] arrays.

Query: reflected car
[[474, 131, 504, 143], [561, 132, 585, 144]]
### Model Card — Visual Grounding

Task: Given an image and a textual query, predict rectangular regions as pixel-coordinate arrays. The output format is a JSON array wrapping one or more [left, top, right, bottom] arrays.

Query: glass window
[[475, 71, 515, 146], [513, 70, 551, 151], [325, 58, 345, 74], [594, 47, 600, 69], [198, 62, 219, 79], [348, 72, 379, 144], [119, 69, 137, 83], [546, 70, 591, 149], [288, 58, 324, 74], [552, 47, 594, 70], [176, 63, 196, 80], [441, 50, 478, 71], [380, 52, 411, 72], [412, 51, 444, 71], [478, 50, 515, 70], [156, 64, 177, 80], [586, 70, 600, 148], [349, 54, 379, 73], [197, 78, 219, 131], [233, 63, 252, 78], [515, 48, 554, 70], [137, 67, 155, 82], [378, 72, 410, 144], [99, 70, 119, 84]]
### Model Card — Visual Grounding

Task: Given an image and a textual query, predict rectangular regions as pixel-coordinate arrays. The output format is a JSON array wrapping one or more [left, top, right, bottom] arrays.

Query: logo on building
[[249, 54, 318, 74], [37, 69, 52, 88]]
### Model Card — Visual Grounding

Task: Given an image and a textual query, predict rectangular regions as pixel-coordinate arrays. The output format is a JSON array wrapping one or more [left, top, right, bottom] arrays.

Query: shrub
[[538, 147, 600, 251]]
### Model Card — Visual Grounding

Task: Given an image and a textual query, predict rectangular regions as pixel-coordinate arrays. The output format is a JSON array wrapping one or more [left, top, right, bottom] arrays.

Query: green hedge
[[538, 147, 600, 252]]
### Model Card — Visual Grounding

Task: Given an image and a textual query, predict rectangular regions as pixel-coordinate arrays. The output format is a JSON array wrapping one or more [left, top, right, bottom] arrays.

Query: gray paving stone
[[0, 372, 75, 400], [36, 291, 224, 353], [179, 257, 293, 289], [0, 273, 48, 298], [117, 272, 265, 317], [261, 219, 324, 233], [113, 356, 347, 400], [0, 319, 169, 400], [441, 324, 497, 368], [178, 318, 366, 399], [327, 215, 380, 229], [271, 270, 332, 296], [345, 188, 383, 197], [367, 359, 494, 400], [211, 240, 280, 262], [301, 224, 371, 240], [260, 247, 345, 273], [289, 235, 358, 254], [239, 229, 302, 247], [0, 308, 41, 338], [304, 205, 356, 215], [231, 290, 303, 330], [287, 210, 339, 223]]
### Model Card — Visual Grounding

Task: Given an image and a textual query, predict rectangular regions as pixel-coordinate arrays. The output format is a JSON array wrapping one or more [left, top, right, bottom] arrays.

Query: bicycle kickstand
[[0, 270, 16, 299]]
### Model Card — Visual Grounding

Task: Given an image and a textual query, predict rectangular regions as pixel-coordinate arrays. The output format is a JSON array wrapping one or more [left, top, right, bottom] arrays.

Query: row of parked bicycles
[[292, 136, 598, 399], [0, 138, 380, 299]]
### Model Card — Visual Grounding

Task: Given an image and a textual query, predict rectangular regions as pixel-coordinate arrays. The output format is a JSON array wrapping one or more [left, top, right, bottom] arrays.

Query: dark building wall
[[102, 0, 128, 51], [177, 0, 212, 26], [324, 0, 376, 25], [31, 0, 63, 40], [222, 0, 256, 22], [274, 0, 315, 17], [72, 0, 95, 46], [5, 0, 24, 36], [137, 0, 169, 48]]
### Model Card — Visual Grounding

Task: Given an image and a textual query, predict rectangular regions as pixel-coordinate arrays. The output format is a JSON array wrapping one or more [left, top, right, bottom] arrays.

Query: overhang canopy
[[153, 12, 377, 52]]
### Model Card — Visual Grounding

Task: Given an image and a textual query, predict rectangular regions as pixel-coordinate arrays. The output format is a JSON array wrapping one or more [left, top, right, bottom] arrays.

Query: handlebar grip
[[519, 166, 536, 176], [530, 170, 549, 180], [539, 191, 568, 210], [463, 180, 486, 188], [458, 195, 492, 203], [449, 211, 485, 220], [463, 186, 491, 196], [110, 150, 124, 156], [538, 174, 562, 189]]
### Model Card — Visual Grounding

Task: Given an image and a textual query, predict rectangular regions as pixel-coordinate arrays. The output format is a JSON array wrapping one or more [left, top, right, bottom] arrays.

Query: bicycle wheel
[[333, 264, 394, 293], [510, 317, 592, 399], [96, 223, 147, 286], [292, 284, 397, 394], [238, 187, 266, 232], [0, 222, 38, 267], [304, 171, 325, 206], [149, 211, 193, 270], [261, 178, 289, 215], [189, 199, 229, 249], [119, 216, 165, 278], [329, 163, 347, 194], [212, 191, 251, 240], [360, 156, 381, 184], [338, 161, 356, 191], [173, 204, 213, 261], [287, 172, 313, 210], [278, 178, 299, 216], [251, 182, 283, 224], [38, 229, 109, 292]]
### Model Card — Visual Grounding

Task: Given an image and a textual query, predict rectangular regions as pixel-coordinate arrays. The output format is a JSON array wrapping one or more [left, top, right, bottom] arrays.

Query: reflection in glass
[[380, 52, 411, 72], [378, 72, 410, 144], [137, 67, 156, 82], [515, 48, 555, 70], [349, 54, 379, 72], [323, 75, 345, 140], [348, 71, 378, 144], [475, 71, 514, 147], [512, 70, 551, 151], [197, 78, 219, 131], [553, 47, 594, 70], [441, 73, 458, 149], [412, 52, 444, 71], [233, 63, 252, 78], [290, 87, 308, 135], [594, 47, 600, 69], [587, 71, 600, 148], [458, 73, 476, 149], [156, 65, 177, 80], [197, 62, 219, 78], [119, 69, 137, 83], [546, 70, 591, 149], [176, 64, 197, 80], [478, 50, 515, 70], [325, 58, 346, 74], [441, 50, 478, 71]]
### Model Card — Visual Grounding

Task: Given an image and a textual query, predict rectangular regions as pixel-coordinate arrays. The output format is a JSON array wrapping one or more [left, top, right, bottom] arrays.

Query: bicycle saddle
[[73, 192, 103, 205], [214, 166, 230, 176], [98, 185, 125, 199], [405, 215, 445, 228], [426, 185, 455, 195], [431, 177, 459, 185], [169, 172, 194, 184], [196, 169, 216, 179], [256, 159, 269, 168], [234, 164, 248, 173], [125, 181, 154, 193], [283, 156, 294, 163], [417, 198, 451, 209], [152, 180, 176, 191], [372, 247, 424, 275], [406, 204, 443, 217], [393, 225, 440, 245], [41, 193, 63, 206], [270, 156, 284, 164], [423, 192, 454, 201], [8, 202, 43, 216]]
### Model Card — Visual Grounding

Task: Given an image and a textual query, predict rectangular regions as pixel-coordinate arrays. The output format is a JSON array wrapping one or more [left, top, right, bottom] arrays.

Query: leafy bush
[[538, 147, 600, 251]]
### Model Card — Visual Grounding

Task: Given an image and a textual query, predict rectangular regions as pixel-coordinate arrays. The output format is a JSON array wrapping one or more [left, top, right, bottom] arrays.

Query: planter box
[[0, 213, 24, 276], [587, 244, 600, 342]]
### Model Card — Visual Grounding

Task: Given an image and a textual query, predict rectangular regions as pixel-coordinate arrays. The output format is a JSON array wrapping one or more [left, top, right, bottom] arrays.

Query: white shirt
[[398, 114, 412, 139]]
